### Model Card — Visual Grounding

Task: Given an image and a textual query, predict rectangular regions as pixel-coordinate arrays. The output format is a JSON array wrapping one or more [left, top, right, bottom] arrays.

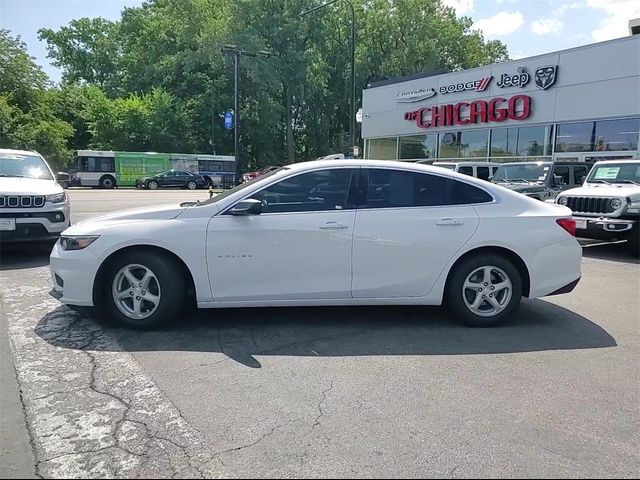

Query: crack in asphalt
[[312, 380, 335, 430]]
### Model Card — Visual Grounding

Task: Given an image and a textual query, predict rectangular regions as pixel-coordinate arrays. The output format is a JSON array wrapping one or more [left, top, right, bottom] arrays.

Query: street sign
[[353, 146, 359, 157], [356, 108, 363, 123], [224, 110, 234, 129]]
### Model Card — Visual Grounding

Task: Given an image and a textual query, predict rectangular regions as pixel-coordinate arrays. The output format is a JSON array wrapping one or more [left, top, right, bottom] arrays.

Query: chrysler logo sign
[[395, 87, 437, 102]]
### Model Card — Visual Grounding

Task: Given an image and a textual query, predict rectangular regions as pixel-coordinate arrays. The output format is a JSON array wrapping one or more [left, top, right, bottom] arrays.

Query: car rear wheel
[[148, 180, 158, 190], [186, 180, 197, 190], [627, 225, 640, 258], [104, 251, 185, 329], [446, 254, 522, 327]]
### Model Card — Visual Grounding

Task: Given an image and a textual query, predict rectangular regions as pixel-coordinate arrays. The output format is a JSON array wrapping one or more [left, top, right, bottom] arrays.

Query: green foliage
[[7, 0, 510, 169], [0, 30, 73, 170]]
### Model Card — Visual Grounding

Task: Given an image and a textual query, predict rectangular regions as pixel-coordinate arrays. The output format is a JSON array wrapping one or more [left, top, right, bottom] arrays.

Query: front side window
[[251, 169, 355, 213], [362, 168, 492, 208], [553, 166, 570, 185], [573, 166, 588, 185], [0, 153, 53, 180], [458, 166, 473, 176]]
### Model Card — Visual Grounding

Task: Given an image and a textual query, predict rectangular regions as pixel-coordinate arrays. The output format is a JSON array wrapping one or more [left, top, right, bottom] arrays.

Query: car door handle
[[319, 222, 349, 230], [436, 218, 464, 226]]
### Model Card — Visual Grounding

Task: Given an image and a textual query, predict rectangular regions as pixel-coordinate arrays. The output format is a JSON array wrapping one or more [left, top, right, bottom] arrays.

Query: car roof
[[0, 148, 41, 156], [592, 159, 640, 165], [433, 161, 501, 166]]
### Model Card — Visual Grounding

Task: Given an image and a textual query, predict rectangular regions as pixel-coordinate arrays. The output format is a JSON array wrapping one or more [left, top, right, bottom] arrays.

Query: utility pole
[[221, 46, 272, 185]]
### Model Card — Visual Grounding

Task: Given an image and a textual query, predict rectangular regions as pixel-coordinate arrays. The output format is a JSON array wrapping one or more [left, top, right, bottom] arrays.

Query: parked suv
[[556, 160, 640, 257], [491, 161, 592, 201], [426, 161, 501, 181], [0, 149, 71, 244]]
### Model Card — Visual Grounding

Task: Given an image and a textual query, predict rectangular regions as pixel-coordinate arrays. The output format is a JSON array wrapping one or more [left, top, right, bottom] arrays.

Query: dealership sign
[[439, 76, 492, 94], [395, 87, 437, 103], [404, 94, 531, 129]]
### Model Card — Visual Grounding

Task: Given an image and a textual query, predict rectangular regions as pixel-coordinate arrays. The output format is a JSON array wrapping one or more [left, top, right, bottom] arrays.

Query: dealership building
[[361, 34, 640, 164]]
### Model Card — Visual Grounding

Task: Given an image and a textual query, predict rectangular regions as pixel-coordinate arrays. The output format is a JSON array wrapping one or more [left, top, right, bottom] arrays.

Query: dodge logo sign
[[535, 65, 558, 90], [439, 76, 492, 94]]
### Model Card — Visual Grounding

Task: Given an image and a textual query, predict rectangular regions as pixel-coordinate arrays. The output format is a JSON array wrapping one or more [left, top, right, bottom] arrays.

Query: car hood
[[495, 181, 546, 192], [0, 177, 63, 195], [76, 203, 186, 226], [559, 185, 640, 197]]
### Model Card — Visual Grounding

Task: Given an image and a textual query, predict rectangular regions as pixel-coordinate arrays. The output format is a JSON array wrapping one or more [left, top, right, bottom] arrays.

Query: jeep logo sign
[[497, 67, 531, 88]]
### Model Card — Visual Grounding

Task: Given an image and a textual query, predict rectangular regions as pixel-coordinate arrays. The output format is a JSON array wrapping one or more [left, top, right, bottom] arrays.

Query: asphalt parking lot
[[1, 189, 639, 479]]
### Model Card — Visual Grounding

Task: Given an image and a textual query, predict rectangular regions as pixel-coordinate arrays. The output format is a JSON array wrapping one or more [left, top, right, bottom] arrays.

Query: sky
[[1, 0, 639, 83]]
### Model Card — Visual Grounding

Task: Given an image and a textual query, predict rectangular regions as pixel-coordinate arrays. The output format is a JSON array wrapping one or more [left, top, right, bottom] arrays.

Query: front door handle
[[320, 222, 349, 230], [436, 218, 464, 226]]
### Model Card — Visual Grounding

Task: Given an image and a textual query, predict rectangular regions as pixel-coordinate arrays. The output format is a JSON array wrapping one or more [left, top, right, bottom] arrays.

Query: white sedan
[[50, 160, 582, 329]]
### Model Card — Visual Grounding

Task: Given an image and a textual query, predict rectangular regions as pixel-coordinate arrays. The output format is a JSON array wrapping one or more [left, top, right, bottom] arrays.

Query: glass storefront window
[[460, 129, 488, 157], [517, 125, 552, 156], [490, 128, 518, 157], [438, 129, 488, 158], [594, 118, 639, 151], [398, 135, 437, 160], [555, 122, 595, 152], [367, 138, 398, 160]]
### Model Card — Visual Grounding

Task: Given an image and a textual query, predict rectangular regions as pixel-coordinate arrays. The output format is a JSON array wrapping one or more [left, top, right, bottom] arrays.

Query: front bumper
[[574, 215, 636, 239], [50, 240, 100, 306], [0, 204, 70, 243]]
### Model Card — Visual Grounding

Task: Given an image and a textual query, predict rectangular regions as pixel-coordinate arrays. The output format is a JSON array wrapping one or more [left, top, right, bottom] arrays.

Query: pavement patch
[[0, 267, 226, 478]]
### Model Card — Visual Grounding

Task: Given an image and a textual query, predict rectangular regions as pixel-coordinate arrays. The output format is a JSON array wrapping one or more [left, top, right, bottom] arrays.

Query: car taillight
[[556, 218, 576, 237]]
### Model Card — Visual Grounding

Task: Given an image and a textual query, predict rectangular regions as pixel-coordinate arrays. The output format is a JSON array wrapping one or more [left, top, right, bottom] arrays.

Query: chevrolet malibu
[[50, 160, 582, 329]]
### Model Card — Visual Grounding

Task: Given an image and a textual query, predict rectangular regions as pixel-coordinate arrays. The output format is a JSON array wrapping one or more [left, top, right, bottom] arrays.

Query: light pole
[[221, 45, 272, 185], [301, 0, 356, 157]]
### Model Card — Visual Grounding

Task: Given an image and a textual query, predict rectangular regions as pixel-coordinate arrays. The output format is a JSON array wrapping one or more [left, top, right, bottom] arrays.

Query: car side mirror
[[56, 172, 69, 181], [230, 199, 263, 216], [488, 175, 493, 181]]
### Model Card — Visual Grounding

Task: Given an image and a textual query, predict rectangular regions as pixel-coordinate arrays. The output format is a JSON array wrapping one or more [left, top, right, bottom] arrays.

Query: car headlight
[[557, 196, 568, 206], [59, 235, 99, 251], [626, 199, 640, 214], [46, 192, 67, 203], [610, 198, 623, 210]]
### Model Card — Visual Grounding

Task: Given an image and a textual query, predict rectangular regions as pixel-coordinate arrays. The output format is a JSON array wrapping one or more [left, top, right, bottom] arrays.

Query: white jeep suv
[[0, 149, 71, 244]]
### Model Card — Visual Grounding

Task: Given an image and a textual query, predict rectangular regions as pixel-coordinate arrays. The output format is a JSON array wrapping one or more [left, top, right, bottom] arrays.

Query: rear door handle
[[436, 218, 464, 226], [320, 222, 349, 230]]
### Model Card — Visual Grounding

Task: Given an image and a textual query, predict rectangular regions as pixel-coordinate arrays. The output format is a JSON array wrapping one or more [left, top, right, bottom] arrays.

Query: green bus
[[69, 150, 236, 188]]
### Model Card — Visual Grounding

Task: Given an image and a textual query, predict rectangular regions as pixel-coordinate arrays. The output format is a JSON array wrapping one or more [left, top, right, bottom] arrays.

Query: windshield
[[492, 163, 550, 183], [587, 163, 640, 184], [199, 167, 288, 205], [0, 153, 53, 180]]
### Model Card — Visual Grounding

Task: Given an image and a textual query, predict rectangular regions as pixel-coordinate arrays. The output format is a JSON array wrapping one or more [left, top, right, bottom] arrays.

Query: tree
[[0, 30, 73, 170]]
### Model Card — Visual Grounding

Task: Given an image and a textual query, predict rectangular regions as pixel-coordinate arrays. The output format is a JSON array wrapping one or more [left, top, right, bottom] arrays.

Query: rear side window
[[362, 169, 492, 208], [476, 166, 491, 180], [458, 166, 474, 176]]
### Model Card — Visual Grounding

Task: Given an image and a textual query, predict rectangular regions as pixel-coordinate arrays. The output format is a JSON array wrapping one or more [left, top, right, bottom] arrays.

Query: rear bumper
[[546, 277, 581, 296], [524, 237, 583, 299]]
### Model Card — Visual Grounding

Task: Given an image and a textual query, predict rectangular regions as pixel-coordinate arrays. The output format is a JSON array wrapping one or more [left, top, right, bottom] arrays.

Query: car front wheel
[[147, 180, 158, 190], [446, 254, 522, 327], [104, 251, 185, 329]]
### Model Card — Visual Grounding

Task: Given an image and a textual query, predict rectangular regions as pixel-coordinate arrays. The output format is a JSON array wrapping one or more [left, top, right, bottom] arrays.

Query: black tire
[[445, 253, 523, 327], [61, 181, 69, 189], [627, 225, 640, 258], [147, 180, 158, 190], [99, 175, 116, 189], [102, 251, 186, 329], [186, 180, 197, 190]]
